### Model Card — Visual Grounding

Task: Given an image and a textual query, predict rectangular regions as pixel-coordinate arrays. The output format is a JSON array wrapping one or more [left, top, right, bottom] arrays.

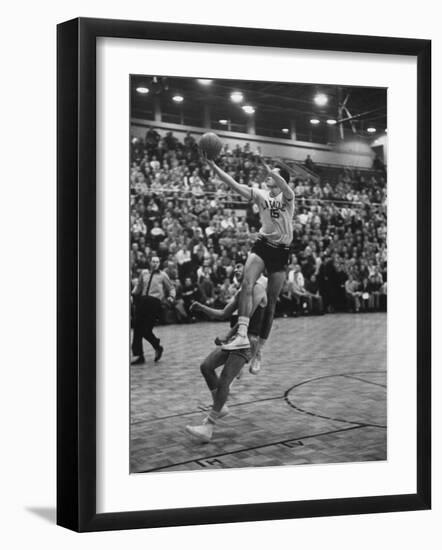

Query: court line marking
[[284, 370, 386, 393], [135, 424, 367, 473], [340, 374, 387, 388], [132, 370, 387, 472], [284, 371, 387, 429], [131, 369, 386, 426]]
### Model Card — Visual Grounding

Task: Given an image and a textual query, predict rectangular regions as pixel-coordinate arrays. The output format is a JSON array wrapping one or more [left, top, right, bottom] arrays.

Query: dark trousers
[[132, 296, 162, 357]]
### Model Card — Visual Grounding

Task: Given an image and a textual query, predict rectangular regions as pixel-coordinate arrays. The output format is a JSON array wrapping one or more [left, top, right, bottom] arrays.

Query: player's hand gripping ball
[[198, 132, 223, 160]]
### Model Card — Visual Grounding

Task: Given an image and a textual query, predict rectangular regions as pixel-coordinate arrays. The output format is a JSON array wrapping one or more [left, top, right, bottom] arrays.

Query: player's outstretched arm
[[206, 159, 252, 201], [190, 293, 239, 321]]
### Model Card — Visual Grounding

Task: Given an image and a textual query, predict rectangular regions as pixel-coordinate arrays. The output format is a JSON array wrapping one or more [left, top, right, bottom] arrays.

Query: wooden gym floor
[[130, 313, 387, 473]]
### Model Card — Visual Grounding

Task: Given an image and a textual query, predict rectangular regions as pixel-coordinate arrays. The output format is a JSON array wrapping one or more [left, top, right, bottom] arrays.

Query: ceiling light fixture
[[242, 105, 255, 114], [314, 93, 328, 106], [230, 91, 244, 103]]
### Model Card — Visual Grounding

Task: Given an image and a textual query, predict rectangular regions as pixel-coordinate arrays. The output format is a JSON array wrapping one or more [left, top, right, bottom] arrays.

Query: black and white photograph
[[0, 0, 436, 541], [129, 75, 388, 473]]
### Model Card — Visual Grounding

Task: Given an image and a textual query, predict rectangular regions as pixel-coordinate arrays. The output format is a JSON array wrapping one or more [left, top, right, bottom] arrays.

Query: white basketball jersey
[[251, 188, 294, 245]]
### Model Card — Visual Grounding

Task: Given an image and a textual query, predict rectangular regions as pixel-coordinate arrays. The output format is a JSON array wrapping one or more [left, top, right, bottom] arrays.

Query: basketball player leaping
[[205, 156, 295, 374], [185, 264, 268, 443]]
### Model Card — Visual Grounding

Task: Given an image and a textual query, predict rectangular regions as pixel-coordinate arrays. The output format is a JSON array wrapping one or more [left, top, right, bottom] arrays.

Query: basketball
[[198, 132, 223, 160]]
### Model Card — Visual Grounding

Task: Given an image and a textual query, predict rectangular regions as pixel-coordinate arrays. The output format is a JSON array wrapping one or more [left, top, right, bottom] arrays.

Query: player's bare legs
[[212, 353, 245, 412], [200, 348, 225, 392], [199, 348, 231, 419], [250, 270, 286, 374], [238, 253, 265, 318], [261, 270, 286, 339], [222, 253, 264, 351], [187, 352, 247, 443]]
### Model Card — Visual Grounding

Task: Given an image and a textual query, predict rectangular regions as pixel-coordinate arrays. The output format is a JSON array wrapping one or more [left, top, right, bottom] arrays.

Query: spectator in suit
[[131, 256, 176, 365]]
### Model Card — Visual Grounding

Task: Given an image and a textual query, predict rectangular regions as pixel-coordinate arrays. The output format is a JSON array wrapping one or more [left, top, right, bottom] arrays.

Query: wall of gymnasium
[[131, 119, 376, 169]]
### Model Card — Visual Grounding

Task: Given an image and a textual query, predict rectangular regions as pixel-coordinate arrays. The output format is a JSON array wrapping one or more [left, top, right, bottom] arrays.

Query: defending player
[[205, 156, 295, 374], [185, 265, 267, 443]]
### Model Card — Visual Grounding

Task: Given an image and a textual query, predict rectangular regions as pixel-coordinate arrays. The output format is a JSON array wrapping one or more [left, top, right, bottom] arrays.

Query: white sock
[[238, 316, 249, 337]]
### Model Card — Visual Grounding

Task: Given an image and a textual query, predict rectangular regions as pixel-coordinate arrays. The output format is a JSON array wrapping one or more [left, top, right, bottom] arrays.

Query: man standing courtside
[[131, 256, 176, 365]]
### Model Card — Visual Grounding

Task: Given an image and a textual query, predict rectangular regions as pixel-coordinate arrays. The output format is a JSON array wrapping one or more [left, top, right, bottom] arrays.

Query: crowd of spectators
[[130, 127, 387, 323]]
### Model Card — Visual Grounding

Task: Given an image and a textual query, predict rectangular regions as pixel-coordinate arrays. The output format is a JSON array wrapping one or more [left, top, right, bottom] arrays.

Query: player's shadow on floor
[[26, 506, 56, 524]]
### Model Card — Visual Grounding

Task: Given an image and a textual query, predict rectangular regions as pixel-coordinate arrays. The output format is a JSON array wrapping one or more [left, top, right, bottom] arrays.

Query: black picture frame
[[57, 17, 431, 532]]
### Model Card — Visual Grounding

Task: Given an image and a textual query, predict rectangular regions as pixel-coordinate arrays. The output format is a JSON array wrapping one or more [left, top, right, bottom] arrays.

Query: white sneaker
[[249, 352, 261, 375], [222, 333, 250, 350], [185, 423, 213, 443]]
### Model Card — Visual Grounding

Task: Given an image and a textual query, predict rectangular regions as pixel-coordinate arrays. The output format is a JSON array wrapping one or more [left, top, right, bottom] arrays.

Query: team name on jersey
[[262, 198, 286, 219]]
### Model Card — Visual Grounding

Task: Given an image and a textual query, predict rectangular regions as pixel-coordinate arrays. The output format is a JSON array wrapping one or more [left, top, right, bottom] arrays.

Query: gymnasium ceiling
[[131, 75, 387, 144]]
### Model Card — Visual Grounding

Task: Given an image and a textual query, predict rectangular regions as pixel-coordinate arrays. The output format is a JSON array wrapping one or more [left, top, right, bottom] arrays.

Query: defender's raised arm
[[190, 292, 240, 321]]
